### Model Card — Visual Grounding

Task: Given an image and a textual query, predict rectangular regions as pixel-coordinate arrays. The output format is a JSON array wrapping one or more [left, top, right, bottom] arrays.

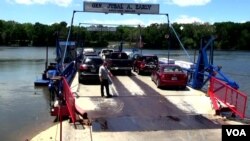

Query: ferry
[[32, 2, 248, 141]]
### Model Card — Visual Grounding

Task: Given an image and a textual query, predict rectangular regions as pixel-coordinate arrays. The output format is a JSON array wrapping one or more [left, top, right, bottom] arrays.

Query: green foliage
[[0, 19, 249, 50]]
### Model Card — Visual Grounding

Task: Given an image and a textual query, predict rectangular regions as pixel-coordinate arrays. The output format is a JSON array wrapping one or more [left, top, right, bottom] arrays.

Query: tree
[[32, 22, 49, 46], [0, 19, 249, 50]]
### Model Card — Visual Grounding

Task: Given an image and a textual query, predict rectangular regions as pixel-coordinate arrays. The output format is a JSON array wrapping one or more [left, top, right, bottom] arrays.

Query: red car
[[133, 54, 158, 75], [151, 64, 188, 89]]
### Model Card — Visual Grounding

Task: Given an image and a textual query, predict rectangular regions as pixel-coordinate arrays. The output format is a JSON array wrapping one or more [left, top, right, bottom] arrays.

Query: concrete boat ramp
[[31, 72, 246, 141]]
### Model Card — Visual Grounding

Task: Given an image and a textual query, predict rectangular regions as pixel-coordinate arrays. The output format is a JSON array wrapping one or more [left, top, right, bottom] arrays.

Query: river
[[0, 47, 249, 141]]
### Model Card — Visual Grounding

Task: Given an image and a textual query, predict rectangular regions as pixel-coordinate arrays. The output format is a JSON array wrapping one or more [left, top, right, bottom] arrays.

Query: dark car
[[151, 64, 188, 89], [128, 52, 141, 62], [105, 52, 132, 75], [78, 56, 103, 83], [133, 54, 158, 75], [99, 48, 114, 59]]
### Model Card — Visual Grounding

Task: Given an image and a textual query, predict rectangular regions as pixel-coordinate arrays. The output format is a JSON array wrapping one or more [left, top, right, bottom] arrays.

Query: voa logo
[[226, 129, 246, 136]]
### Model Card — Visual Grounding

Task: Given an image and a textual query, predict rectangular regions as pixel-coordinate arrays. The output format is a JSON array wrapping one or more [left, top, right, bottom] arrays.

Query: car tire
[[127, 70, 131, 76], [78, 77, 82, 84], [151, 74, 154, 81], [133, 66, 136, 72], [137, 69, 141, 75], [156, 79, 161, 88], [181, 86, 186, 90]]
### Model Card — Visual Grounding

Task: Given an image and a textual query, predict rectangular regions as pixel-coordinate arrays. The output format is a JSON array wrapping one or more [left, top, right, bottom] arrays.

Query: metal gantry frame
[[65, 2, 242, 90], [63, 10, 176, 59], [61, 10, 170, 61], [63, 8, 241, 90], [63, 10, 208, 88]]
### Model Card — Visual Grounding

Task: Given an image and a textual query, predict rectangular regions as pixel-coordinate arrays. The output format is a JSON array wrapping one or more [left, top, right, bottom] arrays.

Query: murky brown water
[[0, 47, 56, 141]]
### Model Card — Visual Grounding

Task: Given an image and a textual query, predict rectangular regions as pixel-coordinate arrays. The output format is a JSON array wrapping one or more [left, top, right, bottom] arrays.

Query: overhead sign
[[87, 26, 117, 32], [59, 41, 76, 46], [84, 2, 159, 14]]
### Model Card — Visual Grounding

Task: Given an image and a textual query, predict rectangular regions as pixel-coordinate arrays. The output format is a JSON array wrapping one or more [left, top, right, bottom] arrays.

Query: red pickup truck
[[132, 54, 159, 75]]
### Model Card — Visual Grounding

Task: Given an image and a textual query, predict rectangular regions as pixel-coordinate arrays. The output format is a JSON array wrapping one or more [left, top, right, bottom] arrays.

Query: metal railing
[[208, 77, 247, 118], [62, 77, 76, 123]]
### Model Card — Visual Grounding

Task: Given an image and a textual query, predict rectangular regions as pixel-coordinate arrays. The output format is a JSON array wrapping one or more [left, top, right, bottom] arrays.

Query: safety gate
[[208, 77, 248, 118]]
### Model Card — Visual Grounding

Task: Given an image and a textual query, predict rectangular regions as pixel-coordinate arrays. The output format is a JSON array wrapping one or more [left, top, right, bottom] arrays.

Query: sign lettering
[[226, 129, 246, 136], [222, 125, 249, 141], [84, 2, 159, 14], [92, 3, 102, 8], [87, 27, 116, 32]]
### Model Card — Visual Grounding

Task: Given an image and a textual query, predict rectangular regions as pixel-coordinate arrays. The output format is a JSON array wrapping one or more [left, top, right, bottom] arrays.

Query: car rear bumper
[[159, 79, 187, 87], [79, 72, 99, 81], [139, 67, 156, 73], [110, 67, 132, 70]]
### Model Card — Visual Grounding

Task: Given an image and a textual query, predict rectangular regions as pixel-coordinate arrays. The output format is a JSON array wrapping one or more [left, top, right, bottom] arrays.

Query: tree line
[[0, 19, 249, 50]]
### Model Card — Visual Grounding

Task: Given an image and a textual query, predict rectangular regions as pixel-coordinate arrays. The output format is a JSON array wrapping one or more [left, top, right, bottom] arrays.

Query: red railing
[[62, 77, 76, 123], [208, 77, 248, 118]]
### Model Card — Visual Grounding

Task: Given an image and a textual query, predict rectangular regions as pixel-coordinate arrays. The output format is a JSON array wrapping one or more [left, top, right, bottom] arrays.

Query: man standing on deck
[[99, 61, 113, 98]]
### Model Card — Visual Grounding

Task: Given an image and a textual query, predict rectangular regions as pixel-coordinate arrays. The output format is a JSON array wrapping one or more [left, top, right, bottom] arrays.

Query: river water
[[0, 47, 249, 141]]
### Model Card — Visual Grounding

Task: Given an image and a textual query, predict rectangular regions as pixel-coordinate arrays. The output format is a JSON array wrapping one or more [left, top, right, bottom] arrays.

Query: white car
[[99, 48, 114, 59], [83, 48, 96, 54], [81, 48, 98, 60]]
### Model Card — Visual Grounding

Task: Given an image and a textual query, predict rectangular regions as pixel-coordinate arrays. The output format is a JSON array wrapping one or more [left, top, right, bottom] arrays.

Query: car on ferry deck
[[78, 56, 103, 83], [83, 47, 97, 54], [105, 51, 133, 75], [83, 47, 96, 53], [128, 52, 141, 62], [151, 64, 188, 89], [133, 54, 159, 75], [99, 48, 114, 59]]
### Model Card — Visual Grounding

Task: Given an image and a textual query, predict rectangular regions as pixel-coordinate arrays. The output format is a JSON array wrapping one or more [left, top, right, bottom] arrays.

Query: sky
[[0, 0, 249, 26]]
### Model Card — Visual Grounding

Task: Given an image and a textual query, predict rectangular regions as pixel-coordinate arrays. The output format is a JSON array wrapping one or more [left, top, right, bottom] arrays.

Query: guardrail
[[62, 61, 77, 84], [208, 77, 247, 118], [62, 77, 76, 123]]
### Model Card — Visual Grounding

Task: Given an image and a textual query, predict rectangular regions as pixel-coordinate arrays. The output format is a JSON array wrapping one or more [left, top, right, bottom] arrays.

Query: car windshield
[[110, 53, 128, 59], [85, 58, 103, 65], [163, 66, 182, 72], [142, 56, 158, 63], [103, 50, 113, 54], [84, 48, 95, 52]]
